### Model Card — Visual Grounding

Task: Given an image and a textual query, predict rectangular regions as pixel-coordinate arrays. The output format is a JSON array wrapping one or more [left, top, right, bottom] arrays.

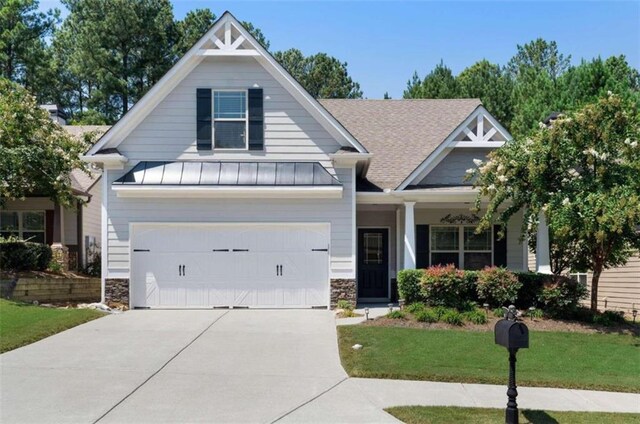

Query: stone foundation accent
[[105, 278, 129, 305], [330, 278, 357, 309], [50, 244, 69, 272]]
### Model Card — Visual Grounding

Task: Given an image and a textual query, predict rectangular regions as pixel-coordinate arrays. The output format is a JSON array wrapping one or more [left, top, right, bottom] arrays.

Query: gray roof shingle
[[320, 99, 481, 190]]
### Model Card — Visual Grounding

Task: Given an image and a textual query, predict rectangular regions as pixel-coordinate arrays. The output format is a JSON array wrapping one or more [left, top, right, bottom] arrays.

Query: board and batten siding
[[105, 167, 355, 280], [419, 148, 492, 186], [117, 56, 342, 170], [82, 179, 102, 256]]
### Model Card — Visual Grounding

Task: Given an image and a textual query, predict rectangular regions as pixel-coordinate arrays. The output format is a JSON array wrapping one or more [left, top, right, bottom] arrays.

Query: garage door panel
[[131, 224, 329, 308]]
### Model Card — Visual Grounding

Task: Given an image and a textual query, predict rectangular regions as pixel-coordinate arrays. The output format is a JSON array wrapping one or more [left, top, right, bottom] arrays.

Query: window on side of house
[[0, 211, 46, 243], [213, 90, 247, 149], [430, 225, 492, 270], [570, 272, 588, 286]]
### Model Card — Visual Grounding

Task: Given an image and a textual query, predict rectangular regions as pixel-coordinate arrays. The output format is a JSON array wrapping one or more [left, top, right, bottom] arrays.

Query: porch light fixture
[[388, 303, 394, 313], [632, 305, 638, 323]]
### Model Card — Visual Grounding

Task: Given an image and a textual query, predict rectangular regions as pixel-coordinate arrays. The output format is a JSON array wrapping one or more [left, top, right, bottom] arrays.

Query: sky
[[39, 0, 640, 99]]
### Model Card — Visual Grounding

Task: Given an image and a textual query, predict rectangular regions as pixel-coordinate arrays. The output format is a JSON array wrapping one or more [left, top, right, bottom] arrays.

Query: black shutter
[[45, 210, 54, 245], [248, 88, 264, 151], [493, 225, 507, 267], [196, 89, 212, 151], [416, 225, 430, 269]]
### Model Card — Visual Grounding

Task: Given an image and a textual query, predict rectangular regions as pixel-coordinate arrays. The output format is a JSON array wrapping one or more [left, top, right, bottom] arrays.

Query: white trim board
[[86, 12, 367, 157], [396, 106, 512, 191], [111, 185, 344, 199]]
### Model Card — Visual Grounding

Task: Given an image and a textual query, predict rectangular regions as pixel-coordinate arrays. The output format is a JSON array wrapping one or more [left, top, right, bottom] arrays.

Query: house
[[82, 12, 539, 309], [0, 107, 108, 271]]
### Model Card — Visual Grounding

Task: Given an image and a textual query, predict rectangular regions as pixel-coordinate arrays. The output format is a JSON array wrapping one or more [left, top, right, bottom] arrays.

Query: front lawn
[[385, 406, 640, 424], [338, 325, 640, 393], [0, 299, 105, 353]]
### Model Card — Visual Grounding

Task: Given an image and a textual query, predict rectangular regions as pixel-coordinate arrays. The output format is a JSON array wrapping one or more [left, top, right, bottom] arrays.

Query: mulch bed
[[363, 314, 639, 336]]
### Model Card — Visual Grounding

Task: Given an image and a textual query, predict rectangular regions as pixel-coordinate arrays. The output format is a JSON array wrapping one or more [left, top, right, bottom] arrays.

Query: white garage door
[[131, 223, 330, 308]]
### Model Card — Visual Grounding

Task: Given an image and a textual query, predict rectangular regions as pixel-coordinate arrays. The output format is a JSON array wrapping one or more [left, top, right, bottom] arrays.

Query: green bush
[[493, 307, 505, 318], [462, 309, 488, 325], [336, 299, 354, 311], [592, 310, 626, 327], [525, 307, 545, 320], [387, 310, 406, 319], [432, 306, 450, 319], [476, 267, 521, 307], [0, 239, 52, 271], [420, 265, 474, 307], [397, 269, 425, 304], [537, 275, 588, 315], [415, 309, 438, 323], [514, 272, 546, 308], [405, 302, 426, 314], [441, 309, 464, 326]]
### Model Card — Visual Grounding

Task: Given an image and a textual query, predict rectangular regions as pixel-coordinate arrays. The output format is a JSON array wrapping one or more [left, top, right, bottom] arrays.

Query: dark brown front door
[[357, 228, 389, 299]]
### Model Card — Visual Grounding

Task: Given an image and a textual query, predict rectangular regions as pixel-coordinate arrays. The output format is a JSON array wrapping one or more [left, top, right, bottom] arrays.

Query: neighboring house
[[0, 106, 108, 271], [82, 12, 534, 309]]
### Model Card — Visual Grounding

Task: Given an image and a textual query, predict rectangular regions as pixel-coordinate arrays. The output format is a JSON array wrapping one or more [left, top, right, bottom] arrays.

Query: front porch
[[355, 201, 532, 303]]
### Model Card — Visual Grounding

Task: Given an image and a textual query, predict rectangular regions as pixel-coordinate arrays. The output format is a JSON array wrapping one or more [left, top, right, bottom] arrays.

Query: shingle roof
[[63, 126, 109, 194], [320, 99, 481, 190]]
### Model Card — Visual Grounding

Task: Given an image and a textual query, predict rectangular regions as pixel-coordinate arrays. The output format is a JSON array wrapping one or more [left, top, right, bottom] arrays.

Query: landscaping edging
[[9, 277, 100, 303]]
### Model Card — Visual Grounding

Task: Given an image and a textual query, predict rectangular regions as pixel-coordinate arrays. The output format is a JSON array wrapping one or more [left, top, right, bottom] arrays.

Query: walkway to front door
[[357, 228, 389, 300]]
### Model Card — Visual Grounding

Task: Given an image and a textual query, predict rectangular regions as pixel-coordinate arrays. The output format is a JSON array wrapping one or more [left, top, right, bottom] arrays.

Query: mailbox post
[[494, 305, 529, 424]]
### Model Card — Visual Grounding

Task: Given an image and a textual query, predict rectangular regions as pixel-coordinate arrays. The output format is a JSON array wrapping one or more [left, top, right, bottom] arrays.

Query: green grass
[[385, 406, 640, 424], [0, 298, 105, 353], [338, 326, 640, 393]]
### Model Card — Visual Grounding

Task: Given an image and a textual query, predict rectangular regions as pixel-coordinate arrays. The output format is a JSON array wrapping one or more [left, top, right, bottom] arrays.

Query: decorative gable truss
[[197, 20, 259, 57], [397, 106, 511, 190]]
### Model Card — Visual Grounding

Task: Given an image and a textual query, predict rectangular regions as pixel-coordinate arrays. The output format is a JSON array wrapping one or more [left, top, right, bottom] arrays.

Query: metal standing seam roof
[[113, 161, 342, 186]]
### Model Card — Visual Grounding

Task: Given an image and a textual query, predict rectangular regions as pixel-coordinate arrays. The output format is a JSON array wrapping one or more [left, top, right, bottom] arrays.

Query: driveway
[[0, 310, 394, 423]]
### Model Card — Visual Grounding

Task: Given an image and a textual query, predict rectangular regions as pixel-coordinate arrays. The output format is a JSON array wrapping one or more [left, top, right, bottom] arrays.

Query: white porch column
[[403, 202, 416, 269], [536, 210, 552, 274]]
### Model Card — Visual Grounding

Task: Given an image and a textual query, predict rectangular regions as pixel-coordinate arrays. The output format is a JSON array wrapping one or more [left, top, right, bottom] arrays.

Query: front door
[[357, 228, 389, 299]]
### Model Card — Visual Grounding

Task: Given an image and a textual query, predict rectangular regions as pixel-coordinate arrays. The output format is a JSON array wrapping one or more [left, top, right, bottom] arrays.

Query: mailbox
[[494, 319, 529, 350]]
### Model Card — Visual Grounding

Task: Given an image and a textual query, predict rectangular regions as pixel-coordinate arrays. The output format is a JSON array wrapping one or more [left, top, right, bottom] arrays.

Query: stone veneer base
[[330, 278, 357, 309], [105, 278, 130, 305]]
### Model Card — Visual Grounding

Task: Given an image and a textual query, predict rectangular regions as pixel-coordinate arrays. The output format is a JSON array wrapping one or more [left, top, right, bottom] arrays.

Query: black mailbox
[[495, 319, 529, 350]]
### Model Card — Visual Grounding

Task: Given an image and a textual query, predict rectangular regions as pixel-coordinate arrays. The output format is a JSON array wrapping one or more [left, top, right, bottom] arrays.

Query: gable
[[86, 12, 366, 157], [117, 56, 343, 166], [397, 106, 511, 190]]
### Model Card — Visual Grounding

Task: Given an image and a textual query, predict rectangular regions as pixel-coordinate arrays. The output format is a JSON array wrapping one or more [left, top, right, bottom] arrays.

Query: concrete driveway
[[0, 309, 393, 423]]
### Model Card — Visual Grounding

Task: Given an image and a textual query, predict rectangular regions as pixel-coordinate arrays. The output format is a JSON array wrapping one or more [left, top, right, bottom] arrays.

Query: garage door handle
[[276, 265, 279, 276], [279, 265, 283, 276], [212, 249, 229, 252], [312, 248, 328, 252], [232, 249, 249, 252], [182, 265, 186, 277], [134, 249, 150, 252], [179, 265, 182, 276]]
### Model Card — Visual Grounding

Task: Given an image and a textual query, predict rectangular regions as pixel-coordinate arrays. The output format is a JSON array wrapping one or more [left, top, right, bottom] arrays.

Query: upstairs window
[[214, 91, 247, 149]]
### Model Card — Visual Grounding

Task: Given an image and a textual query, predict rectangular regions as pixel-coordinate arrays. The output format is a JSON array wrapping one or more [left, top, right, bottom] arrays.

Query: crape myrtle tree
[[0, 78, 89, 208], [469, 93, 640, 311]]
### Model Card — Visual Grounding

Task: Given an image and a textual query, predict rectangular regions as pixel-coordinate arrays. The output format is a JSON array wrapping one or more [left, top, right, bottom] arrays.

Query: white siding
[[420, 148, 492, 186], [585, 255, 640, 316], [118, 57, 341, 167], [81, 178, 102, 266], [105, 167, 355, 279], [63, 208, 77, 245]]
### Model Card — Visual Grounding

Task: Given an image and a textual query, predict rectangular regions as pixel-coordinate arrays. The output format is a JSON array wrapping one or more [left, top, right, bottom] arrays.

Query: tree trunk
[[590, 267, 602, 312]]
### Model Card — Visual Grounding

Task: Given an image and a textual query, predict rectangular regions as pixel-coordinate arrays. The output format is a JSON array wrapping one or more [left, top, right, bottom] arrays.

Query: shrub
[[525, 307, 545, 320], [462, 309, 488, 325], [83, 244, 101, 277], [441, 309, 464, 326], [405, 302, 426, 314], [397, 269, 425, 304], [537, 275, 588, 315], [592, 310, 626, 327], [415, 309, 438, 323], [387, 310, 406, 319], [48, 260, 63, 273], [432, 306, 450, 319], [493, 307, 505, 318], [476, 267, 521, 307], [0, 239, 52, 271], [514, 272, 546, 308], [420, 265, 473, 307], [336, 299, 354, 311]]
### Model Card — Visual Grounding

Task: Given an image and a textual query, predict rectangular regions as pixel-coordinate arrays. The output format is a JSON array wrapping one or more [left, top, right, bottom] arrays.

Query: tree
[[508, 39, 571, 135], [403, 71, 423, 98], [470, 93, 640, 311], [457, 60, 514, 128], [0, 78, 89, 208], [383, 91, 391, 99], [404, 61, 458, 99], [0, 0, 59, 99], [240, 21, 270, 50], [59, 0, 176, 120], [273, 48, 363, 98], [173, 8, 216, 57]]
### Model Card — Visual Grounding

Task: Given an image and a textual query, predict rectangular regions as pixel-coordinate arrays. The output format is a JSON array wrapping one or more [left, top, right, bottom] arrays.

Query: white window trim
[[212, 89, 249, 151], [0, 210, 46, 242], [428, 225, 493, 270]]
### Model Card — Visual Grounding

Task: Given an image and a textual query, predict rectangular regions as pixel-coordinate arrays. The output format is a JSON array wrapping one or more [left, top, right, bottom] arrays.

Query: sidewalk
[[279, 378, 640, 423]]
